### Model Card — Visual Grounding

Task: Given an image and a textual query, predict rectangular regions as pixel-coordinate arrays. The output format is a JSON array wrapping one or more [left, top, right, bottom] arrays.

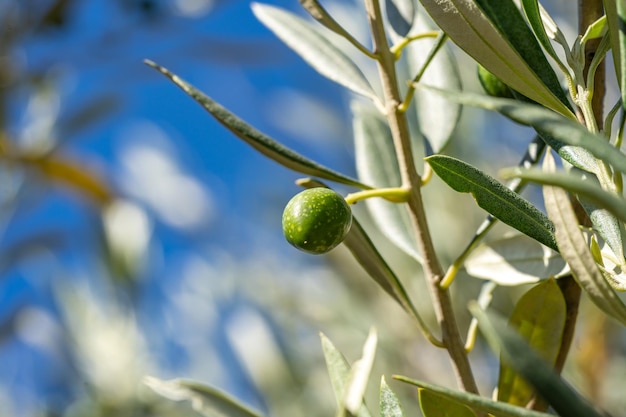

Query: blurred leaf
[[464, 234, 565, 286], [60, 95, 121, 136], [473, 0, 571, 108], [542, 154, 626, 323], [144, 376, 266, 417], [418, 0, 573, 117], [344, 328, 378, 415], [321, 334, 373, 417], [419, 388, 476, 417], [405, 18, 461, 153], [145, 60, 371, 189], [604, 0, 626, 109], [353, 102, 422, 262], [418, 85, 626, 176], [426, 155, 557, 251], [395, 376, 553, 417], [252, 3, 379, 103], [22, 154, 113, 206], [385, 0, 416, 37], [469, 304, 608, 417], [380, 377, 404, 417], [497, 279, 566, 407]]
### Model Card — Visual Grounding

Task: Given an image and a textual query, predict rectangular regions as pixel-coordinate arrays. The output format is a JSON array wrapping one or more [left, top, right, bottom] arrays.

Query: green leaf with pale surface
[[543, 153, 626, 324], [426, 155, 557, 251], [395, 376, 554, 417], [380, 377, 404, 417], [497, 279, 566, 407], [343, 328, 378, 415], [417, 0, 573, 117], [464, 234, 566, 286], [252, 3, 379, 103], [321, 333, 373, 417], [604, 0, 626, 109], [144, 376, 266, 417], [521, 0, 568, 71], [469, 304, 608, 417], [419, 388, 476, 417], [145, 60, 370, 190], [353, 102, 422, 262], [418, 85, 626, 176]]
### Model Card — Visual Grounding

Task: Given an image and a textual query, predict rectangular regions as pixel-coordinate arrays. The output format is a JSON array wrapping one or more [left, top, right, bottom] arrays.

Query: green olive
[[282, 188, 352, 254], [477, 64, 514, 99]]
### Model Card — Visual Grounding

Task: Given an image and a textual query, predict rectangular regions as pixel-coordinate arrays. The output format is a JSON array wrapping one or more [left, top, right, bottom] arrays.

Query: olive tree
[[145, 0, 626, 416]]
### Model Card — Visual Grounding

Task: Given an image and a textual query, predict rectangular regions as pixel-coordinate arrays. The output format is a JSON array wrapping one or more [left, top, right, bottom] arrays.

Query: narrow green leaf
[[497, 279, 566, 407], [419, 388, 477, 417], [353, 102, 422, 262], [604, 0, 626, 109], [386, 0, 416, 37], [521, 0, 557, 58], [473, 0, 571, 109], [405, 18, 462, 153], [380, 377, 404, 417], [581, 15, 608, 43], [252, 3, 379, 103], [144, 377, 266, 417], [145, 60, 370, 189], [469, 304, 608, 417], [321, 334, 373, 417], [502, 167, 626, 253], [344, 328, 377, 415], [418, 0, 574, 117], [394, 376, 554, 417], [426, 155, 557, 251], [299, 0, 358, 41], [464, 234, 566, 286], [420, 85, 626, 176], [542, 153, 626, 324]]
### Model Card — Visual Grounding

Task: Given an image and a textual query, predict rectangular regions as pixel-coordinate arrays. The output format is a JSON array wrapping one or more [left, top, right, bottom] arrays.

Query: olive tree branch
[[363, 0, 479, 395]]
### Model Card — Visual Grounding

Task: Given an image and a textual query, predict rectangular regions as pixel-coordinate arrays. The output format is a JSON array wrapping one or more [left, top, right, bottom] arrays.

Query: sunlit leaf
[[344, 328, 378, 415], [380, 377, 404, 417], [418, 86, 626, 176], [497, 279, 566, 407], [418, 0, 574, 117], [395, 376, 553, 417], [353, 102, 422, 262], [405, 18, 461, 153], [386, 0, 416, 37], [426, 155, 557, 251], [145, 60, 371, 189], [252, 3, 379, 102], [321, 334, 373, 417], [144, 376, 266, 417], [464, 234, 566, 286], [419, 389, 476, 417], [542, 153, 626, 323], [473, 0, 571, 108], [469, 304, 608, 417]]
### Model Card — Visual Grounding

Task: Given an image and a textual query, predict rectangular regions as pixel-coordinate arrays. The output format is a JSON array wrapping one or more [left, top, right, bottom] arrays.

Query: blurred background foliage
[[0, 0, 624, 416]]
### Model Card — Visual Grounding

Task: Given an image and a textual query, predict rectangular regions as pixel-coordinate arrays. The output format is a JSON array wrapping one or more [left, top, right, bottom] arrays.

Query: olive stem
[[345, 187, 409, 205], [364, 0, 479, 395]]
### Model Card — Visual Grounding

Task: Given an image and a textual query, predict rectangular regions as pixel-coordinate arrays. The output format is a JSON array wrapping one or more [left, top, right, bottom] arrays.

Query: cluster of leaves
[[146, 0, 626, 416]]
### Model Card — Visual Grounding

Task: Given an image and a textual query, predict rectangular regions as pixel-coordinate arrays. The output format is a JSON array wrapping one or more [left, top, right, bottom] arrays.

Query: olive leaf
[[604, 0, 626, 110], [145, 60, 371, 189], [419, 388, 477, 417], [418, 0, 574, 117], [144, 377, 266, 417], [343, 328, 378, 415], [380, 377, 404, 417], [385, 0, 416, 37], [321, 333, 373, 417], [468, 304, 608, 417], [520, 0, 569, 72], [252, 3, 380, 104], [394, 376, 554, 417], [426, 155, 558, 252], [542, 153, 626, 323], [497, 279, 566, 407], [464, 234, 566, 286], [353, 102, 423, 262]]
